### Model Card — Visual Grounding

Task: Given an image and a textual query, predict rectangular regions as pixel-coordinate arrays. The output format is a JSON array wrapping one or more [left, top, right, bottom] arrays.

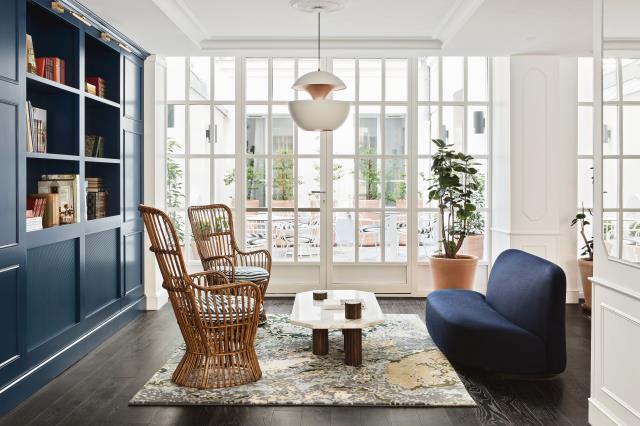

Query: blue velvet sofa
[[425, 249, 566, 374]]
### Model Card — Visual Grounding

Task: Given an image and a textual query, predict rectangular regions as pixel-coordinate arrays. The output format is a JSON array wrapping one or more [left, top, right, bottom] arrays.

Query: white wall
[[491, 55, 580, 303]]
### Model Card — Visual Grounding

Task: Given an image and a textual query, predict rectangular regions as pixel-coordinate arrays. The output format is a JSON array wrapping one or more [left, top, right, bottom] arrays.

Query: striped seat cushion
[[216, 266, 270, 282], [199, 294, 262, 322]]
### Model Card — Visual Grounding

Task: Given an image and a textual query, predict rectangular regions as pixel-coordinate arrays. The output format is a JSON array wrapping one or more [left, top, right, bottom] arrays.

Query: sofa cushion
[[426, 289, 547, 374]]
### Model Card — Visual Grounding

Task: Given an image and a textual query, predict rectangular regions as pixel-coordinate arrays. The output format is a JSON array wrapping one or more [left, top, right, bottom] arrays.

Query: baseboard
[[566, 289, 580, 304], [145, 291, 168, 310], [0, 297, 145, 416], [589, 398, 622, 426]]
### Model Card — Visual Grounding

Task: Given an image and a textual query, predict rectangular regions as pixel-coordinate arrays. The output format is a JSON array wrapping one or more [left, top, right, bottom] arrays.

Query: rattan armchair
[[188, 204, 272, 324], [139, 205, 262, 388]]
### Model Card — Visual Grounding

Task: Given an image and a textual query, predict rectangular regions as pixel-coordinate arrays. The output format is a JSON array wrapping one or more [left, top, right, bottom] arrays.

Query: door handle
[[310, 190, 326, 194]]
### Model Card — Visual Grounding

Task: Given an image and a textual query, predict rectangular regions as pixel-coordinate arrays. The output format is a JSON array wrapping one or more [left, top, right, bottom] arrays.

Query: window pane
[[332, 59, 355, 101], [189, 158, 210, 205], [298, 158, 320, 208], [603, 105, 619, 155], [246, 58, 268, 100], [213, 105, 235, 154], [418, 106, 438, 155], [334, 212, 355, 262], [272, 212, 294, 262], [272, 105, 294, 155], [623, 159, 640, 208], [299, 128, 320, 155], [385, 59, 407, 101], [385, 106, 407, 155], [246, 211, 267, 251], [603, 159, 618, 208], [359, 158, 381, 208], [189, 57, 210, 100], [418, 56, 439, 101], [166, 57, 185, 101], [417, 212, 438, 261], [474, 160, 488, 211], [214, 57, 235, 101], [333, 109, 355, 155], [622, 212, 640, 263], [214, 158, 236, 207], [167, 105, 185, 154], [578, 57, 594, 103], [169, 211, 186, 249], [246, 158, 266, 207], [467, 106, 488, 155], [298, 212, 320, 262], [359, 212, 380, 262], [189, 105, 210, 155], [603, 58, 618, 101], [272, 155, 295, 207], [166, 158, 185, 208], [385, 211, 407, 262], [578, 159, 594, 208], [333, 159, 355, 208], [297, 58, 319, 100], [578, 106, 593, 156], [442, 57, 464, 101], [442, 105, 464, 151], [417, 158, 432, 208], [603, 212, 618, 257], [359, 59, 382, 101], [359, 105, 381, 155], [384, 159, 407, 208], [467, 57, 487, 101], [246, 105, 267, 155], [622, 58, 640, 101], [273, 58, 295, 101], [623, 105, 640, 155]]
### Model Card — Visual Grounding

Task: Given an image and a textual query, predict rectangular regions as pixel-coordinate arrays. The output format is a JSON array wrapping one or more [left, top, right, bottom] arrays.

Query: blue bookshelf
[[0, 0, 148, 414]]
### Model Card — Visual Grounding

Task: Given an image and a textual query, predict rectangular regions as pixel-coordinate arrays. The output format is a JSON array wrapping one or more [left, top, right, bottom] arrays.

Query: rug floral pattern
[[130, 314, 476, 407]]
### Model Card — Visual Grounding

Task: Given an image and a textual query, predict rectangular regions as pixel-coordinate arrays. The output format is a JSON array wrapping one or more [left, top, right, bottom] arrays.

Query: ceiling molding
[[151, 0, 209, 48], [200, 37, 442, 51], [433, 0, 484, 47]]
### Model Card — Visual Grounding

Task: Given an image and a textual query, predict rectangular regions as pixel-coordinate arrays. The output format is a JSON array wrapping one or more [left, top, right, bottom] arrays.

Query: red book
[[35, 58, 46, 77], [86, 77, 105, 97]]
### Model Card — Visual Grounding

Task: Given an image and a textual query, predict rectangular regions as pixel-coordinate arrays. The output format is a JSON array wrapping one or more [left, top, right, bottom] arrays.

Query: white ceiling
[[78, 0, 594, 55]]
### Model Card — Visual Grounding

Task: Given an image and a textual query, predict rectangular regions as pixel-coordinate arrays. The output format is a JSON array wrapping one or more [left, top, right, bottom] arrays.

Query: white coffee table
[[289, 290, 384, 366]]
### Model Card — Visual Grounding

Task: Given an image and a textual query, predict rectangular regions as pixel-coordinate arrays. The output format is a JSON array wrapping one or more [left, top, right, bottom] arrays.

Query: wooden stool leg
[[312, 329, 328, 355], [343, 329, 362, 366]]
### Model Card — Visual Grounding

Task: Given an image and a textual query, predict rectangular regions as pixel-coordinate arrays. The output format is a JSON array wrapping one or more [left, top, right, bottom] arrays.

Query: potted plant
[[462, 173, 485, 259], [224, 162, 265, 207], [428, 139, 480, 290], [571, 205, 593, 316], [272, 146, 297, 209]]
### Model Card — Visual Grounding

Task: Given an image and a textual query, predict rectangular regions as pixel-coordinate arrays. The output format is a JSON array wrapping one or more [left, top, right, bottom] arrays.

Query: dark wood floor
[[0, 299, 591, 426]]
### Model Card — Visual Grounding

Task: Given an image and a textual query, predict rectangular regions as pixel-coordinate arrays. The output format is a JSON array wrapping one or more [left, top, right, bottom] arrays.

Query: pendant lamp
[[289, 1, 349, 132]]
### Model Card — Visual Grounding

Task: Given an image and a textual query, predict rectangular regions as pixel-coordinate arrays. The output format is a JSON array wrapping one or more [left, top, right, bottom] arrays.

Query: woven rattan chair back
[[188, 204, 236, 271]]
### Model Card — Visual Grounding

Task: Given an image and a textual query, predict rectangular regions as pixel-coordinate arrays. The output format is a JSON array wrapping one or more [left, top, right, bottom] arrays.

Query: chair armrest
[[235, 248, 272, 272], [188, 270, 230, 287]]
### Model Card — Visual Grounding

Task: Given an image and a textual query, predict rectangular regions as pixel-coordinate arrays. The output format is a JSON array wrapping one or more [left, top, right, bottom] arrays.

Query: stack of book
[[35, 57, 65, 84], [38, 174, 80, 225], [26, 102, 47, 153], [85, 135, 105, 157], [86, 77, 105, 98], [26, 34, 36, 74], [26, 196, 47, 232], [86, 178, 107, 220]]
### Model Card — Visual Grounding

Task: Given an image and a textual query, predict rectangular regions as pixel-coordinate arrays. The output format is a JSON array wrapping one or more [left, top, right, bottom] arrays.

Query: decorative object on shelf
[[38, 174, 80, 224], [428, 139, 480, 290], [85, 135, 105, 157], [288, 0, 349, 132], [313, 290, 328, 301], [85, 82, 96, 95], [86, 76, 105, 98], [26, 34, 36, 74], [35, 57, 65, 84], [26, 103, 47, 153], [86, 177, 107, 220], [571, 204, 593, 317], [344, 300, 362, 320], [26, 196, 47, 232]]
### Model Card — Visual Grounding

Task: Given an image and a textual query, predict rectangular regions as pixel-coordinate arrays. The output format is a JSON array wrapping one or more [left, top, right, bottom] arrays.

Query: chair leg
[[172, 349, 262, 388]]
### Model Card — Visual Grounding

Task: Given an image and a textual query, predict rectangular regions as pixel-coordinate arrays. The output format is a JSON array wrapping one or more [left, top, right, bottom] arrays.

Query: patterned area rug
[[130, 314, 475, 407]]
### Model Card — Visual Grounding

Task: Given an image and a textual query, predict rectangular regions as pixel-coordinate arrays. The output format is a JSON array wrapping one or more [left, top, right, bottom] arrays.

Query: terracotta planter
[[430, 254, 479, 290], [578, 258, 593, 313], [461, 234, 484, 259]]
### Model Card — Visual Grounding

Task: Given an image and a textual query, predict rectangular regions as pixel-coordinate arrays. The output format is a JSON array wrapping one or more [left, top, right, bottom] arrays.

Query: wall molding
[[589, 398, 622, 426], [591, 276, 640, 301], [433, 0, 484, 46], [490, 227, 560, 236], [200, 37, 442, 51], [151, 0, 209, 48]]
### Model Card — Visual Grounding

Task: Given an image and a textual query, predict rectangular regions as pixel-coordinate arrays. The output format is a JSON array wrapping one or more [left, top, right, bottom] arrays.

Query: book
[[31, 107, 47, 153], [25, 101, 33, 152], [85, 178, 107, 219], [35, 57, 65, 84], [86, 77, 105, 98], [29, 193, 59, 228], [38, 175, 80, 224], [85, 135, 105, 157], [85, 82, 97, 95], [26, 217, 43, 232], [26, 34, 36, 74]]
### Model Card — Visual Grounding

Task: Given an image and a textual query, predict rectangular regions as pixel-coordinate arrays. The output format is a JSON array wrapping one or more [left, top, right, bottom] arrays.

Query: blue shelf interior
[[84, 33, 121, 104], [85, 161, 120, 218], [85, 97, 120, 159]]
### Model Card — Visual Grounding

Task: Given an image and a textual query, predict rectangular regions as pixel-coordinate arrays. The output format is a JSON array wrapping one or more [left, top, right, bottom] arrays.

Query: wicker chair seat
[[217, 266, 269, 282], [199, 293, 263, 322]]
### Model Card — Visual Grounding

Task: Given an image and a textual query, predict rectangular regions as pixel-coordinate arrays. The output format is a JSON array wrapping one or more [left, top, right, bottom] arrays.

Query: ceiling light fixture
[[288, 0, 349, 132]]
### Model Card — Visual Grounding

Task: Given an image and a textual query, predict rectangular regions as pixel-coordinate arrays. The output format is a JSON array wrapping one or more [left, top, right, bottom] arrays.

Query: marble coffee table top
[[290, 290, 384, 329]]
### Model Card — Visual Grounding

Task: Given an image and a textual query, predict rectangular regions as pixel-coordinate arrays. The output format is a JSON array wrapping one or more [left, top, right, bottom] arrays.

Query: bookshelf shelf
[[24, 222, 83, 249], [26, 152, 80, 161], [27, 73, 81, 95], [84, 92, 120, 109], [84, 157, 121, 164]]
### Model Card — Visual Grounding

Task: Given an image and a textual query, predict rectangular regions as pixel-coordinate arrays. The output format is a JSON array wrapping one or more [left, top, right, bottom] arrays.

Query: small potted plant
[[571, 205, 593, 316], [428, 139, 480, 290]]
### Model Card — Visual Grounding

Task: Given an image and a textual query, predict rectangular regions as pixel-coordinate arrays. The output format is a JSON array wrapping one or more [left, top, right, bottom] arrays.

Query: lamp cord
[[317, 12, 321, 70]]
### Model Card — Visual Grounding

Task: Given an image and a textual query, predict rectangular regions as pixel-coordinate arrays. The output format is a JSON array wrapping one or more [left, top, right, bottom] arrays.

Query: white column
[[142, 55, 168, 310], [491, 55, 579, 303]]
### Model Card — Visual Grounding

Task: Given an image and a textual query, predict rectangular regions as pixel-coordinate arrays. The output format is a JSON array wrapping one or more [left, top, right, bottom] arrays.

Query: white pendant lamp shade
[[289, 70, 349, 131]]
